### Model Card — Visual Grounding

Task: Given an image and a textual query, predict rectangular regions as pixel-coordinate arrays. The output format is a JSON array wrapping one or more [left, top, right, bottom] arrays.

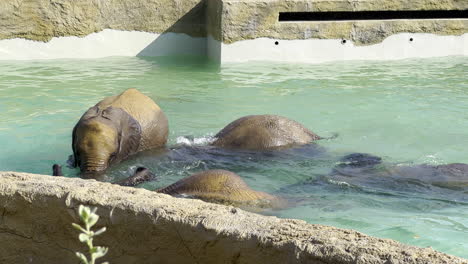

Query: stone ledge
[[0, 171, 466, 263]]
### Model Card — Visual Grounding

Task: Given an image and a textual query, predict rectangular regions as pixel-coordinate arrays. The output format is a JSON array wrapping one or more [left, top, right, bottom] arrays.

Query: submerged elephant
[[330, 153, 468, 191], [115, 167, 157, 187], [211, 115, 322, 150], [72, 88, 168, 173], [156, 169, 287, 210]]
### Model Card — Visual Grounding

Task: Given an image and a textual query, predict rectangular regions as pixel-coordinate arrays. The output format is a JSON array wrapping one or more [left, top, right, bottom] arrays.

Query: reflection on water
[[0, 56, 467, 258]]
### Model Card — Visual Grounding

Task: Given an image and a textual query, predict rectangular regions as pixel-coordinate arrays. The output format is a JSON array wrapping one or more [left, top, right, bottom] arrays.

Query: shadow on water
[[135, 55, 218, 71]]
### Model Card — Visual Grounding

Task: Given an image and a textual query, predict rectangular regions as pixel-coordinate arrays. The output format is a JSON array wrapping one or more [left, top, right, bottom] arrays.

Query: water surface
[[0, 56, 467, 258]]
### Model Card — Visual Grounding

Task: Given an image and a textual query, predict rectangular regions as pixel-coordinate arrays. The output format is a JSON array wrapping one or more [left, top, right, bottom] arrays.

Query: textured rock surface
[[0, 171, 466, 264], [0, 0, 206, 42], [215, 0, 468, 45], [1, 0, 466, 45]]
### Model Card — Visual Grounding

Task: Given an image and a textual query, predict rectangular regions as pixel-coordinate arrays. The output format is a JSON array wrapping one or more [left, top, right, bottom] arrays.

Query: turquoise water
[[0, 56, 467, 258]]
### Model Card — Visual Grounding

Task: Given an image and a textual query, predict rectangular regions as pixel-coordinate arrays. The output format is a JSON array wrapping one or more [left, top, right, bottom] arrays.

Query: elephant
[[277, 153, 468, 207], [211, 115, 322, 150], [156, 169, 287, 210], [72, 88, 168, 173], [329, 153, 468, 193], [115, 167, 156, 187], [52, 164, 156, 187]]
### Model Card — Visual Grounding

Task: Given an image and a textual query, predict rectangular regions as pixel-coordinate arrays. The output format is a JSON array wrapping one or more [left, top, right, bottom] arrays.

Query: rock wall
[[214, 0, 468, 45], [1, 0, 467, 46], [0, 171, 466, 264], [0, 0, 205, 42]]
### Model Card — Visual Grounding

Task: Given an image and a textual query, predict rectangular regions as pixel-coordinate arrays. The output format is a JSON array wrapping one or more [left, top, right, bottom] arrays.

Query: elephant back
[[96, 88, 168, 150], [213, 115, 320, 150], [157, 169, 286, 209]]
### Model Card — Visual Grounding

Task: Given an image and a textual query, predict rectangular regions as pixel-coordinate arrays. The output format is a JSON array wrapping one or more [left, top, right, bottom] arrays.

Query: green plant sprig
[[72, 205, 109, 264]]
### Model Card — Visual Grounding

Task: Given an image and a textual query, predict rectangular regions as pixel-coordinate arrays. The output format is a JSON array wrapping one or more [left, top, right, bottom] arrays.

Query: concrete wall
[[0, 171, 466, 264], [0, 0, 206, 42], [0, 0, 207, 60], [0, 0, 466, 62], [211, 0, 468, 45], [208, 0, 468, 62]]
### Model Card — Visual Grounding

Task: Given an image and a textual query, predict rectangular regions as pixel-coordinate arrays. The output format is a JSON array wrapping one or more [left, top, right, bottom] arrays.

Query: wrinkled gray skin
[[72, 89, 168, 173], [72, 106, 140, 173], [211, 115, 322, 150]]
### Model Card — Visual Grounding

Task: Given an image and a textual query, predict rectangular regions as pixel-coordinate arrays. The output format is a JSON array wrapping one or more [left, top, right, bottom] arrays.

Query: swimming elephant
[[72, 88, 168, 173], [115, 167, 156, 187], [156, 169, 286, 210], [211, 115, 322, 150], [330, 153, 468, 192]]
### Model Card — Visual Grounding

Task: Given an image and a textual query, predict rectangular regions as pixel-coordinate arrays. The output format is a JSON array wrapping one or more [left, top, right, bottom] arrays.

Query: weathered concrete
[[0, 171, 466, 264], [210, 0, 468, 45], [0, 0, 206, 42], [1, 0, 467, 46], [0, 0, 467, 61]]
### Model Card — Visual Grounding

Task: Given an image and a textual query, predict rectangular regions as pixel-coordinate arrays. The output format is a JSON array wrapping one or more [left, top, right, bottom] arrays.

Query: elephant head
[[72, 106, 141, 173]]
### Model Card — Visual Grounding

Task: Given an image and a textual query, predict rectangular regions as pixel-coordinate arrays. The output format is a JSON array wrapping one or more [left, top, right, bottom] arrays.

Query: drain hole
[[341, 39, 347, 44], [409, 37, 414, 42], [275, 41, 279, 45]]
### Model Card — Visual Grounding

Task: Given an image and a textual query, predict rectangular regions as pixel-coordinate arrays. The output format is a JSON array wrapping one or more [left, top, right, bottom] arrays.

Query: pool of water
[[0, 56, 467, 258]]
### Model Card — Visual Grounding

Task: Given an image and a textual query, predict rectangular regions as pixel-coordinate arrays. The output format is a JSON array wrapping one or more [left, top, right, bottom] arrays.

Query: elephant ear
[[79, 106, 100, 121], [101, 106, 141, 161]]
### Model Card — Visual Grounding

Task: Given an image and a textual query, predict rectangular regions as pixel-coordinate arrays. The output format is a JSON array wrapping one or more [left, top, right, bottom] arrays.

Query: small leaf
[[72, 223, 87, 233], [78, 205, 88, 220], [78, 205, 85, 215], [87, 214, 99, 227], [94, 227, 106, 236], [80, 210, 90, 223], [75, 252, 89, 264], [93, 246, 108, 259], [91, 207, 98, 215], [79, 233, 89, 243]]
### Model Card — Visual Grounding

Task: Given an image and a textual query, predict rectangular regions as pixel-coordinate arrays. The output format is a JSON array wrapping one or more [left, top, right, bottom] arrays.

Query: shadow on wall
[[137, 1, 208, 57]]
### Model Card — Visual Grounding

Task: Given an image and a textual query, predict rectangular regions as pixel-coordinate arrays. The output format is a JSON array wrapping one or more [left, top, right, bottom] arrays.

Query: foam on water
[[175, 134, 215, 146]]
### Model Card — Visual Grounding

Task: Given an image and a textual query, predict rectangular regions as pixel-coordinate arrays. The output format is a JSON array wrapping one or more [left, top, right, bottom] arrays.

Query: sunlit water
[[0, 56, 467, 258]]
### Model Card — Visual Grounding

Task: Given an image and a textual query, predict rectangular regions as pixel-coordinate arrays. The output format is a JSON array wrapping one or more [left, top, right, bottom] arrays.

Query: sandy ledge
[[0, 171, 466, 264]]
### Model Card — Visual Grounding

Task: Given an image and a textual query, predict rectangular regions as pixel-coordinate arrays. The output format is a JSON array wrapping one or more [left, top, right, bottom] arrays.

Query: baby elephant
[[115, 167, 156, 187], [72, 89, 168, 173], [211, 115, 322, 150], [156, 169, 286, 210]]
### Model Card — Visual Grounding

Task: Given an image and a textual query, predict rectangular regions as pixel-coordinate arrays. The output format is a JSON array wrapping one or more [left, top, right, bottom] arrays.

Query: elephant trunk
[[80, 156, 109, 173]]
